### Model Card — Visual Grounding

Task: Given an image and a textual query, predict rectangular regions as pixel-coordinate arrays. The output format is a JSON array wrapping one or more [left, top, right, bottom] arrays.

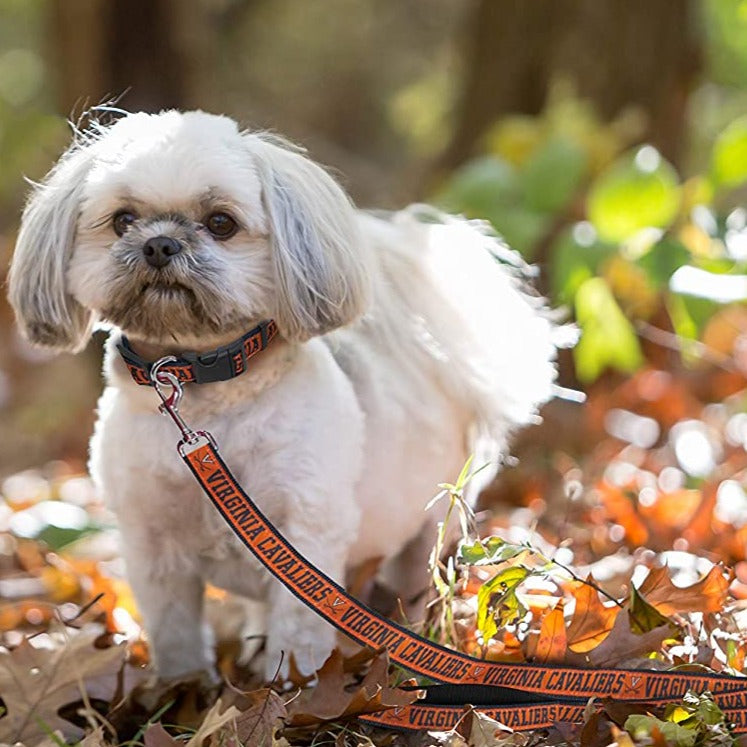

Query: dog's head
[[8, 110, 370, 350]]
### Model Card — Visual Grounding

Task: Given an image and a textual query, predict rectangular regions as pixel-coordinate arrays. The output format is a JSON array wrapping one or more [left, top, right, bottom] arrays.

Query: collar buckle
[[182, 346, 243, 384]]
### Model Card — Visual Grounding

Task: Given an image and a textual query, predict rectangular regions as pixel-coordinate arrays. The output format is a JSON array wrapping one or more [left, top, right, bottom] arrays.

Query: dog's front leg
[[262, 525, 349, 681], [121, 532, 215, 681]]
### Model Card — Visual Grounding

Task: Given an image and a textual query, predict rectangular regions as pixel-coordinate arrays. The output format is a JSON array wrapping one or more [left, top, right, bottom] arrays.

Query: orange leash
[[148, 360, 747, 733]]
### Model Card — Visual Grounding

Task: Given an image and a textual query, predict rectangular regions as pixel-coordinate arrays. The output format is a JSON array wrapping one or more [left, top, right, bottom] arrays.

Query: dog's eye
[[113, 211, 137, 237], [205, 213, 238, 239]]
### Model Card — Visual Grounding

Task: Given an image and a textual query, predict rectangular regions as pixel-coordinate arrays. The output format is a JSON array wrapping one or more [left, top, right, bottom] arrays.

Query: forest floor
[[2, 359, 747, 747]]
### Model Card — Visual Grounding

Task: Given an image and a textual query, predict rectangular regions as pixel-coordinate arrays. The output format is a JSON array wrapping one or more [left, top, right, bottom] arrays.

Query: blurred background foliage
[[0, 0, 746, 480]]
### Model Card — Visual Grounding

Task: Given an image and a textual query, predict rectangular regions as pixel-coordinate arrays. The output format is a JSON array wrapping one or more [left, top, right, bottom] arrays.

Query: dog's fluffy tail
[[362, 206, 561, 474]]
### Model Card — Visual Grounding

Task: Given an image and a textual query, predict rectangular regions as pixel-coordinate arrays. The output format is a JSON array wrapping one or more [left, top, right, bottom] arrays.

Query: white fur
[[8, 110, 558, 681]]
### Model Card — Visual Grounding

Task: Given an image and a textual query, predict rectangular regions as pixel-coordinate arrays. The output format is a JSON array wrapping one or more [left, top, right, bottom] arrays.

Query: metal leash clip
[[150, 357, 216, 456]]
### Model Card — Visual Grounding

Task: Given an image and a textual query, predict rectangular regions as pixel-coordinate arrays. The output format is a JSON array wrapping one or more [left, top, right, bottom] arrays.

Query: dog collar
[[115, 319, 279, 386]]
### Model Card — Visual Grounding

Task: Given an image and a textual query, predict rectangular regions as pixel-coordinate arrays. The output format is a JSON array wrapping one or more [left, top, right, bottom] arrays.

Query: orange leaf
[[597, 481, 649, 546], [567, 577, 620, 653], [533, 604, 567, 663], [638, 564, 730, 616], [639, 489, 700, 530], [682, 482, 719, 547]]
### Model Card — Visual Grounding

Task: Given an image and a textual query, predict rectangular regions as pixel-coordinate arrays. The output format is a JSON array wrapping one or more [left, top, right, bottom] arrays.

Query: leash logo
[[195, 452, 215, 473], [324, 596, 346, 615], [622, 674, 644, 697]]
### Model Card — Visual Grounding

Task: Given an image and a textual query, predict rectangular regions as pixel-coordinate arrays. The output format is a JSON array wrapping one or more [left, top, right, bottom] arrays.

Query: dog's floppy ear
[[245, 134, 371, 341], [8, 142, 96, 352]]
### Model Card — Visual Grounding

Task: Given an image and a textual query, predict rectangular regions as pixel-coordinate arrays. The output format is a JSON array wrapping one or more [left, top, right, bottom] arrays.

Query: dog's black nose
[[143, 236, 182, 268]]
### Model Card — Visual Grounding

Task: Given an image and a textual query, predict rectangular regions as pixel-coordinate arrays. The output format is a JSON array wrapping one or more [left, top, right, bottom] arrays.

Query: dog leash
[[146, 358, 747, 733]]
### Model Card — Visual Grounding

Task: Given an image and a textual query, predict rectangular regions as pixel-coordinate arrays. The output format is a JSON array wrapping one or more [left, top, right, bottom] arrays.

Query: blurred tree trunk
[[49, 0, 200, 114], [439, 0, 700, 172]]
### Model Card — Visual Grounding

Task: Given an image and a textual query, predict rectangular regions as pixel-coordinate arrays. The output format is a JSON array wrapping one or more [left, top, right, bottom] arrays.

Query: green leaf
[[587, 146, 681, 242], [628, 585, 676, 634], [436, 155, 519, 216], [669, 292, 722, 335], [550, 226, 617, 304], [458, 537, 528, 566], [435, 156, 549, 257], [636, 238, 691, 289], [488, 205, 549, 260], [36, 524, 98, 551], [624, 715, 697, 747], [712, 115, 747, 189], [476, 566, 531, 643], [626, 691, 732, 746], [519, 137, 589, 213], [573, 277, 644, 382], [454, 455, 475, 491], [666, 293, 699, 346]]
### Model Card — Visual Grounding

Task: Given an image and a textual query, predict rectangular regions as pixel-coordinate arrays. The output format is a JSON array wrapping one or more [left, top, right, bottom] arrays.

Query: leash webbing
[[177, 436, 747, 733]]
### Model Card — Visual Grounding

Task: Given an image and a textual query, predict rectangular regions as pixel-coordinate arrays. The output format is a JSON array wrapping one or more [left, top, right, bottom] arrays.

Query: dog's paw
[[263, 611, 335, 682]]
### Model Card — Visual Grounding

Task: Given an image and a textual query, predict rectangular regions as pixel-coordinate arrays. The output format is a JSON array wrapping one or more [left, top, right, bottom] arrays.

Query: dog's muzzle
[[143, 236, 182, 268]]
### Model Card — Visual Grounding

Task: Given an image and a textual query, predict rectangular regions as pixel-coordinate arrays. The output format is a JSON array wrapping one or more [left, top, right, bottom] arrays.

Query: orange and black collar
[[116, 319, 278, 386]]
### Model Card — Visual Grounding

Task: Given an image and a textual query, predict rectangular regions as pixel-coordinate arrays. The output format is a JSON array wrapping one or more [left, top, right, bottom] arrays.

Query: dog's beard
[[99, 258, 250, 341]]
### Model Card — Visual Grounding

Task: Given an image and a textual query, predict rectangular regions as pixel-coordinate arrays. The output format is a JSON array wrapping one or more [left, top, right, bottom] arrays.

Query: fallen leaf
[[144, 723, 180, 747], [567, 578, 620, 654], [287, 649, 417, 726], [80, 725, 114, 747], [628, 586, 674, 634], [596, 482, 648, 546], [638, 564, 730, 616], [682, 482, 719, 549], [578, 707, 613, 747], [608, 723, 639, 747], [458, 706, 527, 747], [625, 714, 696, 747], [639, 490, 701, 531], [0, 625, 126, 744], [532, 604, 567, 663], [184, 698, 241, 747], [233, 689, 287, 747], [588, 612, 674, 668]]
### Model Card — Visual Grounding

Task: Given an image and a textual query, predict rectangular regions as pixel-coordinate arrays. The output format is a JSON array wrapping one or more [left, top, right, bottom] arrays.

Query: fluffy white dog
[[8, 110, 558, 681]]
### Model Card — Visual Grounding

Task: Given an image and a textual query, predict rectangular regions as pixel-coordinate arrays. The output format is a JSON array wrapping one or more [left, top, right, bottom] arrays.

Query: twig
[[635, 320, 737, 372]]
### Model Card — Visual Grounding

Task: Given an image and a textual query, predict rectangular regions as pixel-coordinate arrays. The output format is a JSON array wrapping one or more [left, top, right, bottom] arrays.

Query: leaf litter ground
[[3, 364, 747, 746]]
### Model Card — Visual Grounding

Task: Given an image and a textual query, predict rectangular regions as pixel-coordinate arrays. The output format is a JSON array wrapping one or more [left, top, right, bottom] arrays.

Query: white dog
[[8, 110, 558, 681]]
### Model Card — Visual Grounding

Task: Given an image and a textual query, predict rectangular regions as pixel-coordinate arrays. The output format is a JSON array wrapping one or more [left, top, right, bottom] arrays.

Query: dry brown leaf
[[0, 625, 126, 744], [587, 611, 673, 668], [22, 729, 67, 747], [144, 723, 180, 747], [233, 689, 287, 747], [79, 725, 112, 747], [638, 564, 730, 616], [567, 578, 620, 654], [578, 707, 613, 747], [287, 649, 417, 727], [184, 698, 241, 747], [457, 706, 527, 747]]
